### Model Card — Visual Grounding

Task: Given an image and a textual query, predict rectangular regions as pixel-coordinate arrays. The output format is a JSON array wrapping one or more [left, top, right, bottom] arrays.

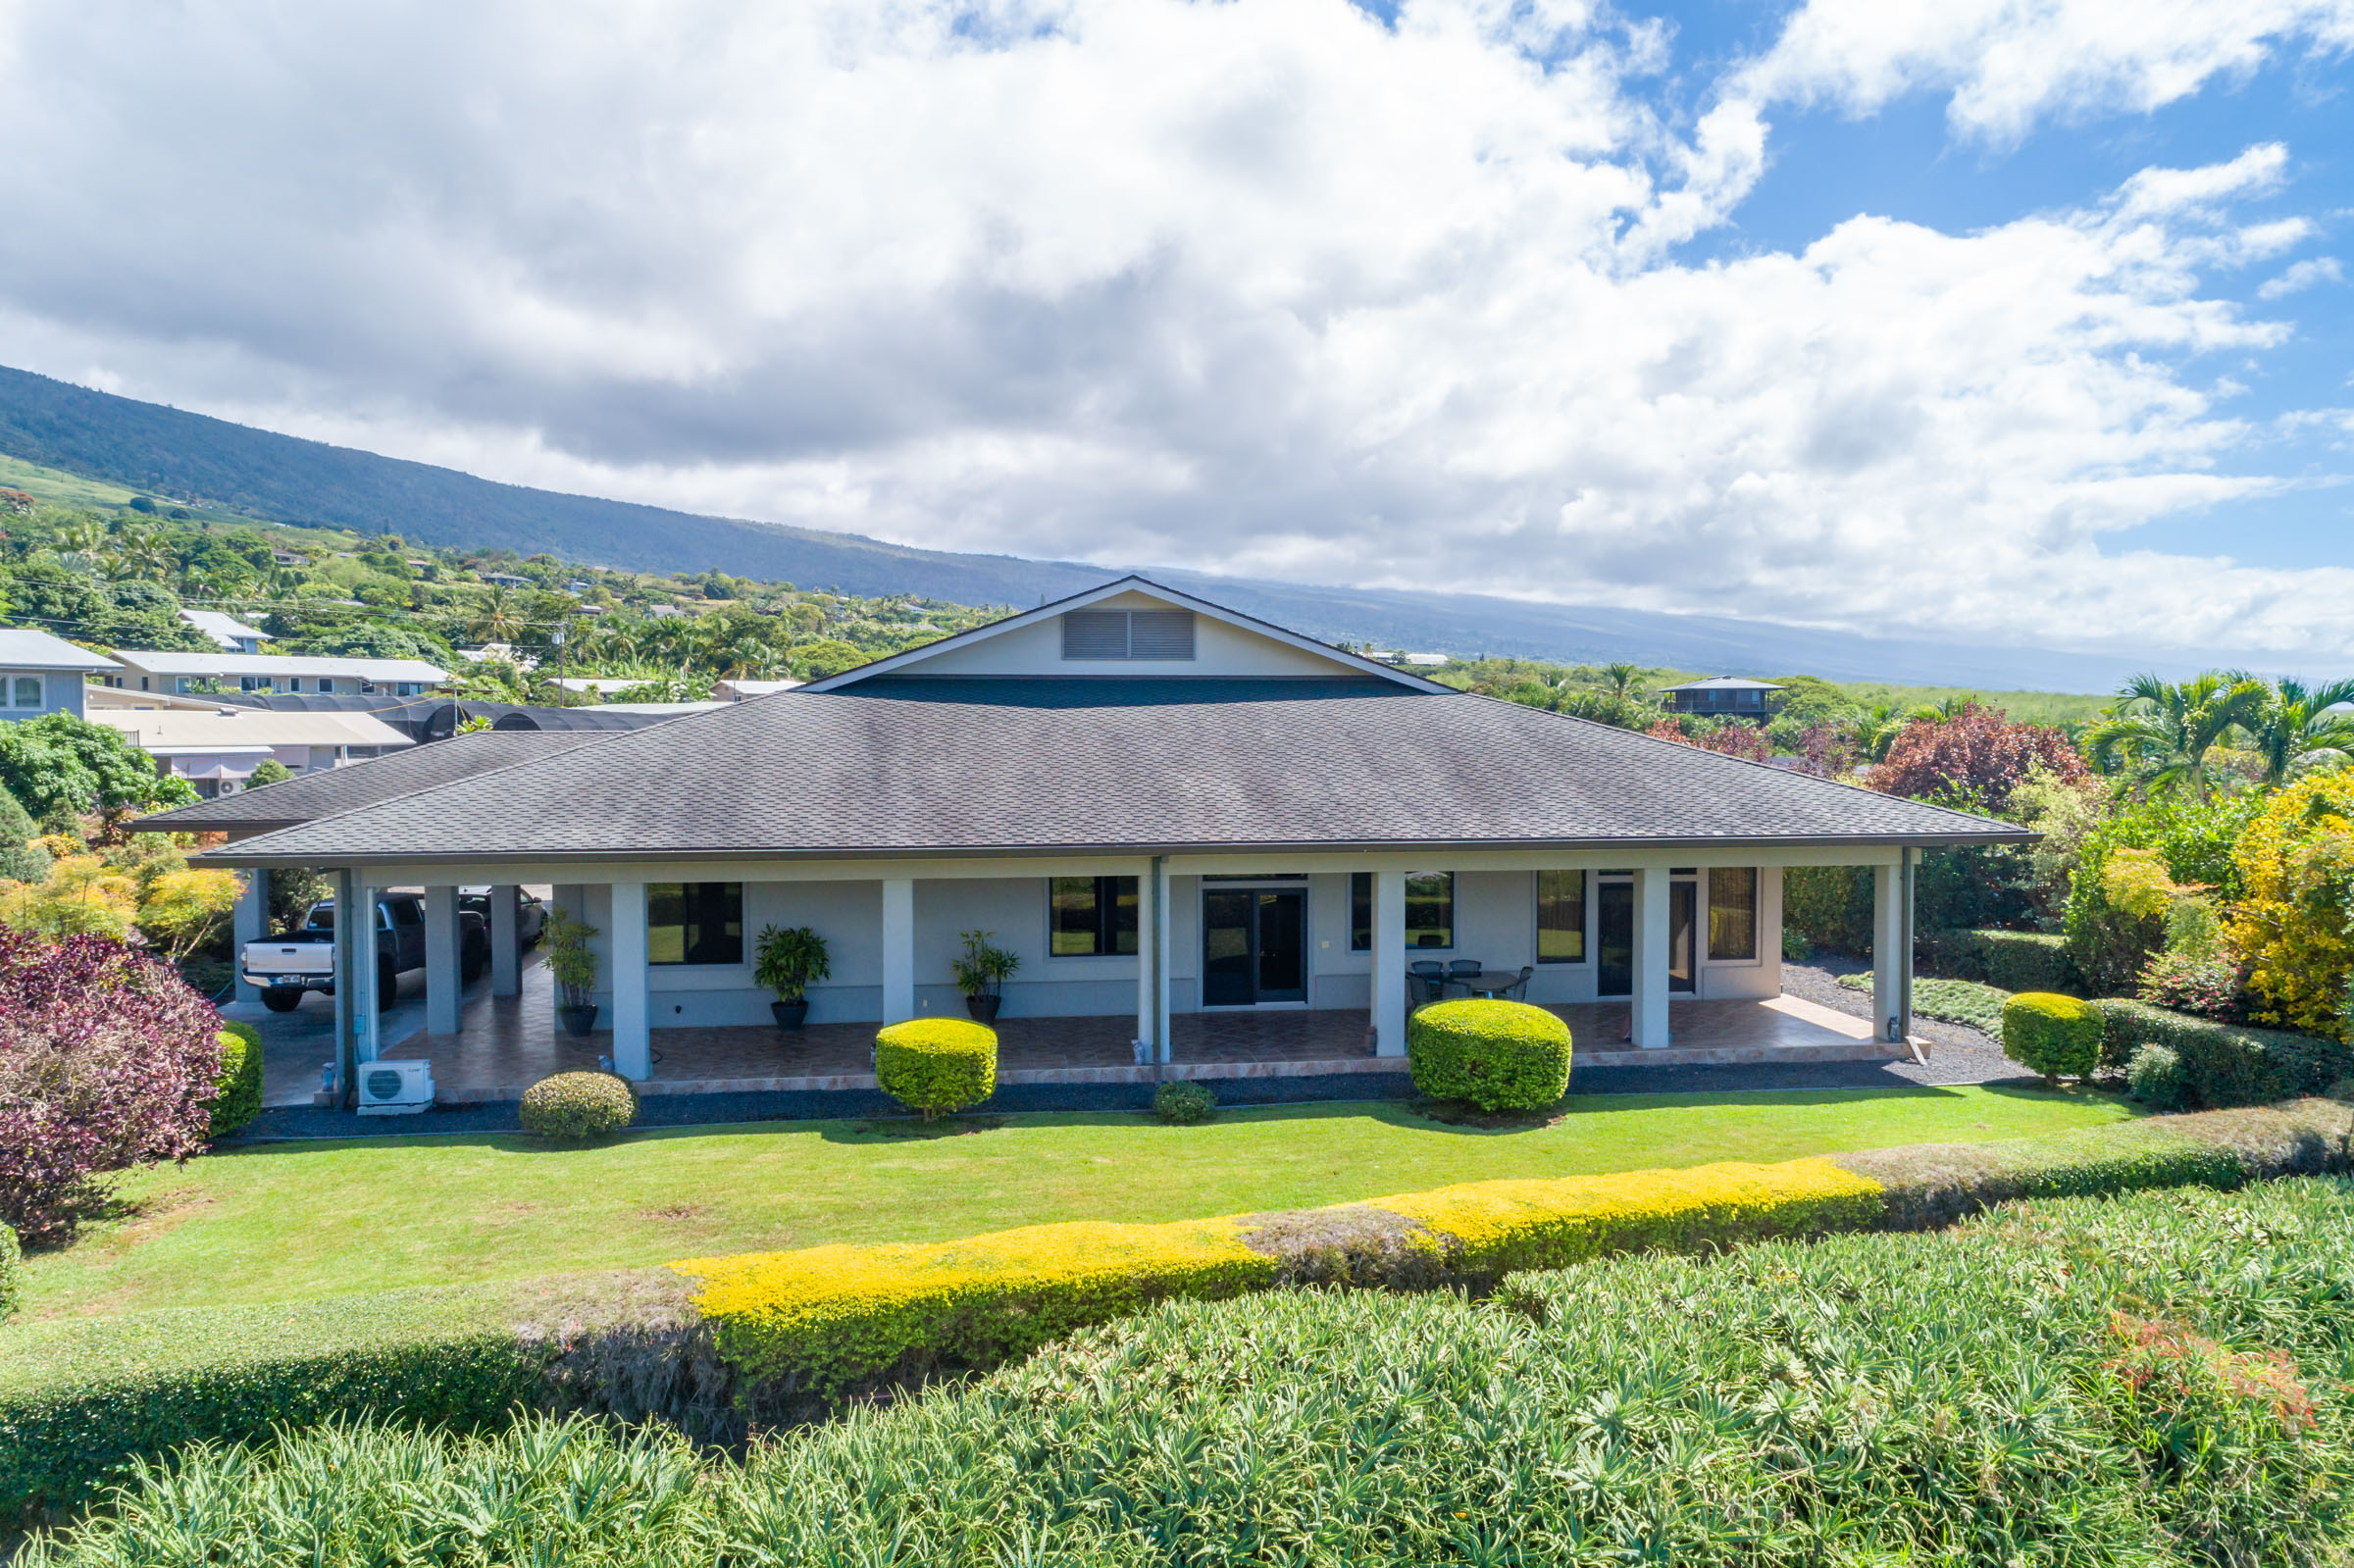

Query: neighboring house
[[714, 677, 803, 700], [549, 677, 649, 696], [1662, 677, 1785, 721], [0, 628, 116, 721], [179, 609, 274, 654], [89, 704, 415, 797], [101, 649, 449, 697], [479, 572, 531, 589], [174, 578, 2023, 1087]]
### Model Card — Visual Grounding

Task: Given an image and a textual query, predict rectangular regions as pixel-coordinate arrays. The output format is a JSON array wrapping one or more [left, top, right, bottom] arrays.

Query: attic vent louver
[[1061, 609, 1196, 662]]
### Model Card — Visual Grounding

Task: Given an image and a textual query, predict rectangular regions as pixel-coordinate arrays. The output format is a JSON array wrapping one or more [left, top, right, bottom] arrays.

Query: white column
[[489, 884, 520, 997], [1371, 869, 1407, 1057], [1630, 865, 1671, 1048], [1871, 861, 1904, 1042], [610, 879, 650, 1079], [1153, 858, 1173, 1064], [1134, 857, 1157, 1057], [353, 877, 382, 1063], [881, 877, 916, 1025], [333, 867, 359, 1101], [424, 885, 461, 1036], [232, 867, 267, 1003]]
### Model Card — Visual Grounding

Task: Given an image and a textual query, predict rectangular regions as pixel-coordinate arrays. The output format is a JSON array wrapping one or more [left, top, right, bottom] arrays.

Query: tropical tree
[[467, 587, 525, 644], [2227, 673, 2354, 787], [2084, 672, 2269, 802], [1600, 662, 1644, 699]]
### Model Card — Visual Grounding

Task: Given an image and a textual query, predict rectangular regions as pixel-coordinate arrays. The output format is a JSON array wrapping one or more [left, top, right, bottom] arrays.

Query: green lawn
[[21, 1087, 2134, 1321]]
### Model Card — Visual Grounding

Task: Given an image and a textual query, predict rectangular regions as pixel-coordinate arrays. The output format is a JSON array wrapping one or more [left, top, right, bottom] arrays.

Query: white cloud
[[1732, 0, 2354, 144], [2259, 255, 2346, 297], [0, 0, 2346, 657]]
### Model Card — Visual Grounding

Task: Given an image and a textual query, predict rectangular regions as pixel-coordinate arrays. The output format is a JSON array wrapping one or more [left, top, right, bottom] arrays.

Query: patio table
[[1458, 971, 1525, 997]]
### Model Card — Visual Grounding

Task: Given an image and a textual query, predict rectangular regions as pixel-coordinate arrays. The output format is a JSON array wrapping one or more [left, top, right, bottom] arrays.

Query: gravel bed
[[1782, 956, 2026, 1087]]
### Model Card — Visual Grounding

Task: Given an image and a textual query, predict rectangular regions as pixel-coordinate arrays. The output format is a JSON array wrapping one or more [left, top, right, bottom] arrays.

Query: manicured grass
[[1842, 970, 2010, 1033], [20, 1087, 2133, 1319]]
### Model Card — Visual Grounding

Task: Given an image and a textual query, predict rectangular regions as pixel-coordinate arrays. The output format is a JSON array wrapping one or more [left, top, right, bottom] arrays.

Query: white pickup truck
[[241, 892, 487, 1013]]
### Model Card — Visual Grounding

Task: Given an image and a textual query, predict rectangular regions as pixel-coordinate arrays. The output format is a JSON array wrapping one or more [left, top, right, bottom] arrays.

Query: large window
[[1, 674, 41, 709], [1537, 870, 1586, 963], [648, 883, 743, 965], [1349, 872, 1458, 948], [1050, 876, 1138, 955], [1708, 867, 1758, 961]]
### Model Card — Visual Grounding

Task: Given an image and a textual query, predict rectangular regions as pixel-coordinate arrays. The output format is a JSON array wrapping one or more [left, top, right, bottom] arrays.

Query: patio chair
[[1501, 965, 1534, 1001], [1447, 959, 1483, 979], [1408, 960, 1452, 1007]]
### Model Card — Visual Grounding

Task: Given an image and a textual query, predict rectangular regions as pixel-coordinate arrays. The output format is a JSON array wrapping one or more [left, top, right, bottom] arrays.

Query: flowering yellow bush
[[1371, 1157, 1884, 1273], [676, 1217, 1273, 1393], [2226, 773, 2354, 1037], [678, 1156, 1889, 1396]]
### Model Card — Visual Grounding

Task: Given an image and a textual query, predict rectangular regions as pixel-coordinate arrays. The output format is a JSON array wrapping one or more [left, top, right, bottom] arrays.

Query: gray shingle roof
[[203, 680, 2028, 866], [141, 730, 607, 835]]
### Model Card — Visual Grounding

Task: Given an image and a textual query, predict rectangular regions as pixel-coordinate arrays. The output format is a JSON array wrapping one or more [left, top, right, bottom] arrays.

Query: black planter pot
[[558, 1002, 600, 1039], [965, 993, 1001, 1024], [772, 997, 810, 1030]]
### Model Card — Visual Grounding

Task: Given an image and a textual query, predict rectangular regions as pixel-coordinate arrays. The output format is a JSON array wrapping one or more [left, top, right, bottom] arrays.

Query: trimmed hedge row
[[1916, 927, 2077, 992], [0, 1224, 19, 1325], [13, 1100, 2351, 1517], [2091, 997, 2354, 1108], [675, 1098, 2354, 1402]]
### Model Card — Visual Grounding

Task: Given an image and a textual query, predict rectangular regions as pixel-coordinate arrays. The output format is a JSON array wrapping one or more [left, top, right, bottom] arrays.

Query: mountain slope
[[0, 364, 2161, 688]]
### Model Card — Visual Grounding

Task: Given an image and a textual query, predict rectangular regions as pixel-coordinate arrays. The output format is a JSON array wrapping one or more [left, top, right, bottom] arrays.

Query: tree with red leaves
[[1646, 716, 1775, 763], [1868, 701, 2085, 815], [0, 931, 224, 1244]]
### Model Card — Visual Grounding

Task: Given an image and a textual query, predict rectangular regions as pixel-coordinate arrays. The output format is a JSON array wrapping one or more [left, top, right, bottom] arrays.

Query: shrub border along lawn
[[6, 1097, 2350, 1518]]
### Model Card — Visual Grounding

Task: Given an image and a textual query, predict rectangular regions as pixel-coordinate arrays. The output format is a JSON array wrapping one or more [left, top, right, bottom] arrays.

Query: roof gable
[[802, 577, 1453, 693]]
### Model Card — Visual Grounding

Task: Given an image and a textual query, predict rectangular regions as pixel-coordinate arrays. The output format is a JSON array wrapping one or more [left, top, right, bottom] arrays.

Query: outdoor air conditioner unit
[[354, 1058, 435, 1115]]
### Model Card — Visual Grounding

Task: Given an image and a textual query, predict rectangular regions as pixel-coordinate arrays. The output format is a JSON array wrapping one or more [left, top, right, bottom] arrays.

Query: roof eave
[[197, 828, 2037, 869]]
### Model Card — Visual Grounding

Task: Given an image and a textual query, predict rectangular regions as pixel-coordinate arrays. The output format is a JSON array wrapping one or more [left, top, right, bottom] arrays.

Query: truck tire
[[261, 987, 303, 1013], [378, 959, 399, 1011]]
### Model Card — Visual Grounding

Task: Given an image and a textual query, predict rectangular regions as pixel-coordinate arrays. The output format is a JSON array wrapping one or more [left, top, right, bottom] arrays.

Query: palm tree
[[2085, 671, 2269, 801], [468, 588, 524, 645], [1600, 662, 1643, 699], [2229, 674, 2354, 787], [1843, 703, 1909, 764]]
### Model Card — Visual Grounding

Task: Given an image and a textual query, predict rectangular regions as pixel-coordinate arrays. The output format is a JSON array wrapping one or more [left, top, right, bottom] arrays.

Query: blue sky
[[0, 0, 2349, 658], [1678, 10, 2352, 570]]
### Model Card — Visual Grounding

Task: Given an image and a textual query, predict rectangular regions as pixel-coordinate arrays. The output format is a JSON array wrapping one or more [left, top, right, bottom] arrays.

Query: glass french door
[[1669, 880, 1697, 993], [1597, 880, 1697, 994], [1202, 888, 1306, 1005]]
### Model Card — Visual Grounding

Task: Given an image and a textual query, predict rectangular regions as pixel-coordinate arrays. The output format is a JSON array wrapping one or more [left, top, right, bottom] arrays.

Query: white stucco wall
[[548, 862, 1789, 1030], [897, 590, 1356, 680]]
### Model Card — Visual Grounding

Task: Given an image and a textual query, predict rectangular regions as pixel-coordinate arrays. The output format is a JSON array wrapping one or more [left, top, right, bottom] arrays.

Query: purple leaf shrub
[[0, 929, 225, 1244]]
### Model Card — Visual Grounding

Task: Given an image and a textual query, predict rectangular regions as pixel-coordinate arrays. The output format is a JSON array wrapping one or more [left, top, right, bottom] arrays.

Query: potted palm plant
[[952, 928, 1019, 1024], [754, 923, 830, 1029], [543, 906, 601, 1038]]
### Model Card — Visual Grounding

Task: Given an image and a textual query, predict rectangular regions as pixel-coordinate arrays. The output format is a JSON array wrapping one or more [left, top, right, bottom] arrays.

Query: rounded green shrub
[[208, 1022, 265, 1138], [0, 1220, 20, 1324], [876, 1018, 997, 1120], [2001, 991, 2102, 1086], [519, 1072, 638, 1141], [1407, 998, 1572, 1113], [1152, 1081, 1216, 1125], [2126, 1044, 2187, 1111]]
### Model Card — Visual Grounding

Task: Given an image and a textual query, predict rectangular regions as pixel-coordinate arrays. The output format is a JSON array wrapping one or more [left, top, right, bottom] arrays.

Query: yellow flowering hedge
[[2226, 773, 2354, 1037], [676, 1155, 1887, 1396], [1371, 1157, 1882, 1276], [674, 1217, 1273, 1394]]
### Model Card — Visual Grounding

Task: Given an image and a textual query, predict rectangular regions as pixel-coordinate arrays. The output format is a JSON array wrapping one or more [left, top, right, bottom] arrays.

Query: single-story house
[[170, 579, 2024, 1097], [179, 609, 273, 654], [1663, 677, 1786, 720], [0, 628, 116, 721], [88, 702, 415, 797], [101, 648, 449, 697]]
